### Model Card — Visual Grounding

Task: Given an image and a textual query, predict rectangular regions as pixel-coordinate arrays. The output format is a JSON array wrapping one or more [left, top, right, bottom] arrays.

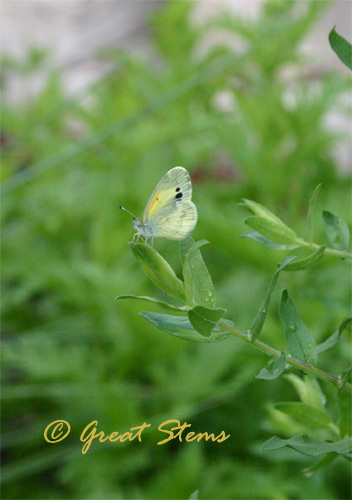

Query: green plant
[[118, 187, 351, 475], [2, 1, 351, 498], [329, 27, 352, 70]]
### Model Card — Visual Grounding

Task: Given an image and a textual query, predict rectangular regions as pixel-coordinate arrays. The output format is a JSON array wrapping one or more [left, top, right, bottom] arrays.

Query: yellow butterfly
[[121, 167, 198, 246]]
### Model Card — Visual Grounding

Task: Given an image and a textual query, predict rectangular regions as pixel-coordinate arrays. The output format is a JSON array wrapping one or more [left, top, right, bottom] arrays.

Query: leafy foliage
[[2, 1, 351, 499], [329, 27, 352, 70]]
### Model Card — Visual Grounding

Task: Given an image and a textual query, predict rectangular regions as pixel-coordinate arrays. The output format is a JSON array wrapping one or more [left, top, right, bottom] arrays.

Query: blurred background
[[1, 1, 351, 499]]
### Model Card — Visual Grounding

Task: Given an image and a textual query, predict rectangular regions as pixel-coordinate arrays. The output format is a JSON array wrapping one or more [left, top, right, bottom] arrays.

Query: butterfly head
[[132, 218, 143, 230], [120, 206, 149, 242]]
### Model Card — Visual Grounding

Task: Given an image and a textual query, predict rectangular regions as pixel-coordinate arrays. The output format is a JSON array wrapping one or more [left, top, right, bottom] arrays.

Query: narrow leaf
[[322, 210, 350, 251], [274, 402, 332, 429], [245, 216, 297, 245], [262, 434, 352, 458], [189, 491, 199, 500], [188, 305, 226, 337], [241, 230, 298, 250], [317, 316, 352, 354], [249, 256, 297, 342], [283, 246, 325, 271], [340, 365, 352, 391], [280, 290, 317, 364], [308, 184, 321, 243], [241, 199, 283, 224], [329, 27, 352, 70], [115, 295, 187, 313], [285, 374, 326, 411], [140, 312, 229, 343], [255, 351, 287, 380], [183, 239, 210, 267], [180, 236, 215, 308], [302, 454, 337, 477], [338, 390, 352, 437], [131, 243, 185, 300]]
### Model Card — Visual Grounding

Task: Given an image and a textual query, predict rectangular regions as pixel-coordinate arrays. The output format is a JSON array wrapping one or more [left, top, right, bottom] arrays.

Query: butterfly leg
[[129, 233, 138, 245]]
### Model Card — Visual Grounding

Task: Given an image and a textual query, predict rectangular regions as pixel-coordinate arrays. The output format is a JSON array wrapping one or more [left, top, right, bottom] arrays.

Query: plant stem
[[218, 319, 352, 393], [295, 238, 352, 260]]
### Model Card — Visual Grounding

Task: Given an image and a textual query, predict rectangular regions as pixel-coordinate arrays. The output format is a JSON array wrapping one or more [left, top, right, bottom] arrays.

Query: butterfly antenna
[[120, 206, 136, 219]]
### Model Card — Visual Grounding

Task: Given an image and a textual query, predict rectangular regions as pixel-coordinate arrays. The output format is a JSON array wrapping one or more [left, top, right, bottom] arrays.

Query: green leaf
[[302, 454, 337, 477], [241, 230, 298, 250], [283, 246, 325, 271], [322, 210, 350, 251], [183, 239, 210, 267], [307, 184, 321, 243], [140, 312, 229, 343], [248, 256, 297, 342], [115, 294, 187, 313], [262, 434, 352, 458], [329, 27, 352, 70], [244, 216, 297, 245], [241, 199, 283, 224], [189, 491, 199, 500], [274, 402, 332, 429], [180, 236, 215, 308], [316, 315, 352, 354], [279, 290, 317, 364], [339, 364, 352, 391], [285, 375, 326, 411], [338, 390, 352, 437], [130, 243, 185, 301], [255, 351, 287, 380], [188, 305, 227, 337]]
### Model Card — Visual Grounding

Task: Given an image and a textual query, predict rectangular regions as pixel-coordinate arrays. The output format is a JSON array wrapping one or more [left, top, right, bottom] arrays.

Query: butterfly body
[[122, 167, 197, 245], [132, 217, 153, 241]]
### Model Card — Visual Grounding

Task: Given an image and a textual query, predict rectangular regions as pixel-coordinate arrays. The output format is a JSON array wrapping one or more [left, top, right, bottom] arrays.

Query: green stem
[[218, 319, 352, 393], [295, 238, 352, 260]]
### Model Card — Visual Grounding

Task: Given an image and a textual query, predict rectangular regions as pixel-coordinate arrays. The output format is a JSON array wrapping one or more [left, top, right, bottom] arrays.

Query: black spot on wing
[[175, 192, 183, 200], [176, 187, 180, 192]]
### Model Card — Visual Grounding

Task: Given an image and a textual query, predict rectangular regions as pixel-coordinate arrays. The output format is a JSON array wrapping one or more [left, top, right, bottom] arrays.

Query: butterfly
[[120, 166, 198, 246]]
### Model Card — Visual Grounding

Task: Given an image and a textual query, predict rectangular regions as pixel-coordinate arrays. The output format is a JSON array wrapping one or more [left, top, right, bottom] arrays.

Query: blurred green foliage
[[1, 1, 351, 498]]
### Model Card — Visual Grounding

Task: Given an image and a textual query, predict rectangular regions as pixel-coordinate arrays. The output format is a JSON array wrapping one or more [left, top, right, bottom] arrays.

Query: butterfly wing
[[142, 167, 192, 222], [142, 166, 197, 240], [148, 200, 198, 240]]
